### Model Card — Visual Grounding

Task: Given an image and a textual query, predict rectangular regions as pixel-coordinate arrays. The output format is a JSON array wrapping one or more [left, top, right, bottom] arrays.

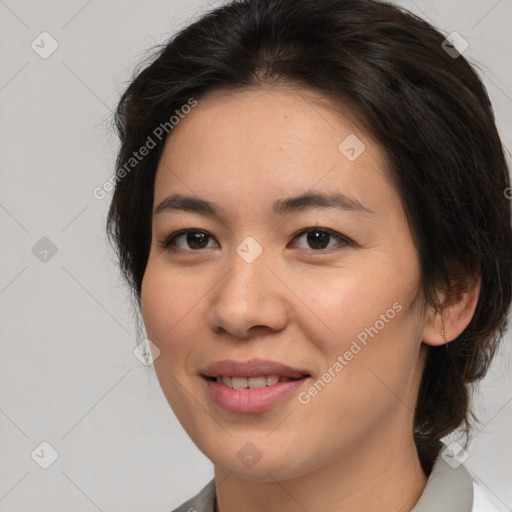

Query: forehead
[[153, 85, 394, 217]]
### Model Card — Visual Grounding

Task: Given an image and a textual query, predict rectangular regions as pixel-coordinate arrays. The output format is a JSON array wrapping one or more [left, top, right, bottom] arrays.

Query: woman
[[107, 0, 512, 510]]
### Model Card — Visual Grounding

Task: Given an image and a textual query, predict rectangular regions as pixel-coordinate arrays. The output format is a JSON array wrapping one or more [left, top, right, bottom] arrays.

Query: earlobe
[[422, 275, 481, 347]]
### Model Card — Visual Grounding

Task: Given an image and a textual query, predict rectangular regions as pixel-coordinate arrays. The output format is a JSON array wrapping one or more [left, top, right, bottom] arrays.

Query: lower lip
[[203, 377, 309, 413]]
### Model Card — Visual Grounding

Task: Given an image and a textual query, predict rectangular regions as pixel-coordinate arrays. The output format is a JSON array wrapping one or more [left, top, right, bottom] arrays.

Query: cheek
[[140, 267, 167, 341], [297, 306, 421, 443], [292, 263, 409, 351], [296, 255, 422, 400], [140, 263, 207, 369], [140, 266, 193, 408], [140, 264, 187, 358]]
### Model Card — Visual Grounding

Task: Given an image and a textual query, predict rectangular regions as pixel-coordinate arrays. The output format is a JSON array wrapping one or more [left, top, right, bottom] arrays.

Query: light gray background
[[1, 0, 511, 511]]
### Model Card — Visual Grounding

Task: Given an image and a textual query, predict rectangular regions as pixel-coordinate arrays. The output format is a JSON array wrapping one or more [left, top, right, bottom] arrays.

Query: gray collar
[[412, 450, 474, 511], [172, 450, 474, 512]]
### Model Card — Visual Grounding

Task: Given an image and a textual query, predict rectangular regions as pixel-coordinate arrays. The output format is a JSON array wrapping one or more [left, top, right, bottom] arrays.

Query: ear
[[422, 274, 481, 346]]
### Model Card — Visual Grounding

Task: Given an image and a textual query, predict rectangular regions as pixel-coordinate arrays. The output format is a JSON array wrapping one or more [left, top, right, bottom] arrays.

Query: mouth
[[200, 359, 312, 413], [202, 374, 311, 413], [200, 359, 312, 387], [200, 359, 312, 414]]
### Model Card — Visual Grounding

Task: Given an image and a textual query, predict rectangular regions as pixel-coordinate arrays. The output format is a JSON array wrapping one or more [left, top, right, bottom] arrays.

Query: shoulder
[[472, 480, 508, 512], [170, 479, 216, 512]]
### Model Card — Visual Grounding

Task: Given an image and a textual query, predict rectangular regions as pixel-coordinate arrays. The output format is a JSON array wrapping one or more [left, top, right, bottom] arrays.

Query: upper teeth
[[216, 375, 290, 389]]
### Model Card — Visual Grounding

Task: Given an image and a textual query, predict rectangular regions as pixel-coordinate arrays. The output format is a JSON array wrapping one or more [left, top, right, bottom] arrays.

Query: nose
[[207, 246, 289, 339]]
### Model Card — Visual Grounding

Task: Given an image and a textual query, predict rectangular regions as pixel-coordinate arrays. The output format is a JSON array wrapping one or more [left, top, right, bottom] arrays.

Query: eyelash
[[158, 227, 353, 254]]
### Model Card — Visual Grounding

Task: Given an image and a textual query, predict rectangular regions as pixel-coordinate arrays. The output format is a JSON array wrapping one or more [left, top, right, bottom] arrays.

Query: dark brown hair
[[106, 0, 512, 473]]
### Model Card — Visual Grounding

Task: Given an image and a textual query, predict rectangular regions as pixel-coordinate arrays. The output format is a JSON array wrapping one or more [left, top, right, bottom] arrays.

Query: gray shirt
[[171, 453, 475, 512]]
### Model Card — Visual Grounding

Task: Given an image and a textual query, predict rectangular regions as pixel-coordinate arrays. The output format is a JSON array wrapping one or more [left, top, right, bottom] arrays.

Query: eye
[[158, 227, 352, 253], [291, 227, 352, 252], [159, 229, 218, 251]]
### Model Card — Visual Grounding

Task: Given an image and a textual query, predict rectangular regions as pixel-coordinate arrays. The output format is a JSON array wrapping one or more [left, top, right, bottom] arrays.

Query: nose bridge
[[207, 236, 287, 337]]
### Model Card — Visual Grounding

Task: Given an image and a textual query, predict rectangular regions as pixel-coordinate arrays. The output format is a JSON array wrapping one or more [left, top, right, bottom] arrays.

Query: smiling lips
[[200, 359, 311, 413]]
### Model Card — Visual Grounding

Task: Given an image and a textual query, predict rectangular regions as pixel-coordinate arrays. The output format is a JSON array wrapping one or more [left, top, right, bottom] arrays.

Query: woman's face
[[141, 85, 429, 481]]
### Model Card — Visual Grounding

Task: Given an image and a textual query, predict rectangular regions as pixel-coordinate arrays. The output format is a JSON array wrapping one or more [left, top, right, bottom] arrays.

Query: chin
[[204, 440, 316, 482]]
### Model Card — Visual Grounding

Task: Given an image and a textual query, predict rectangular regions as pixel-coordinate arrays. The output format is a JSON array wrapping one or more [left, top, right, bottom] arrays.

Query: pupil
[[188, 232, 208, 249], [308, 230, 329, 249]]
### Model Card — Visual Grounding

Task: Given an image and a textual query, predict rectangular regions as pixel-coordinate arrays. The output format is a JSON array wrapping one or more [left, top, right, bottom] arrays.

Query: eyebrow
[[154, 192, 374, 217]]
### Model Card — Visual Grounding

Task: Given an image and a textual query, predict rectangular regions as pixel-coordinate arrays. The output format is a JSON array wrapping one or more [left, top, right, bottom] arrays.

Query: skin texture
[[141, 84, 480, 512]]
